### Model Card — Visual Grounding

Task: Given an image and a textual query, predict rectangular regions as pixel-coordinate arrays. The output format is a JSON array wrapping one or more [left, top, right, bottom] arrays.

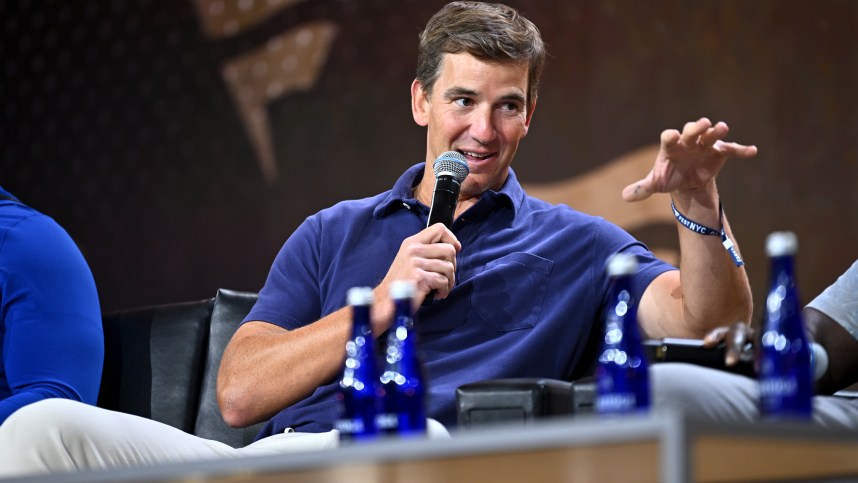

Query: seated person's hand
[[702, 321, 755, 367]]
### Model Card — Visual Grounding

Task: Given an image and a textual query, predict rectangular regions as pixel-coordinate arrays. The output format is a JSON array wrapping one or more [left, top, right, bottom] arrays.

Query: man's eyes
[[452, 98, 523, 114], [501, 102, 523, 114]]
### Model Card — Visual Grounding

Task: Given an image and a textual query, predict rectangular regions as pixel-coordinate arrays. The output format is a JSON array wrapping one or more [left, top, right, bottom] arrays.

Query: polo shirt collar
[[373, 163, 525, 219]]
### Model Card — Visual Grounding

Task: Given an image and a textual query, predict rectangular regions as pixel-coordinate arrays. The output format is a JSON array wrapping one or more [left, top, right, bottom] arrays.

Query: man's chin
[[461, 179, 495, 198]]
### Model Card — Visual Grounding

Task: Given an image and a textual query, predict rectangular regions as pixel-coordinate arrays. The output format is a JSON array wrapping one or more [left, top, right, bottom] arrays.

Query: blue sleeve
[[243, 216, 323, 330], [591, 218, 676, 313], [0, 214, 104, 424]]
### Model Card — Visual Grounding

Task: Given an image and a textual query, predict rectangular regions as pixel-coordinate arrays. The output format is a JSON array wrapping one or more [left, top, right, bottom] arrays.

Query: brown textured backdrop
[[2, 0, 856, 326]]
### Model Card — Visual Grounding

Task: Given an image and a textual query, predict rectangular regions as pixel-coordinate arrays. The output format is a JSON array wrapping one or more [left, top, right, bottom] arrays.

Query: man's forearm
[[217, 309, 353, 428], [672, 184, 753, 335]]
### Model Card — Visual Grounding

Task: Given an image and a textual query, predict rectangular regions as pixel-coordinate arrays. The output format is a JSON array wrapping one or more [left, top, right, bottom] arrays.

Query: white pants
[[0, 398, 449, 478], [651, 363, 858, 428]]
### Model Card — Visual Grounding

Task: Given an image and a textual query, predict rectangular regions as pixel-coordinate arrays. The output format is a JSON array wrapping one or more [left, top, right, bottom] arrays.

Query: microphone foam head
[[433, 151, 469, 183]]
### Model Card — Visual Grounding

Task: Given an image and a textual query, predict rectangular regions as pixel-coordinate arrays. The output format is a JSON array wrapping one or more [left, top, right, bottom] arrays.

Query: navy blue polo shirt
[[245, 163, 674, 437]]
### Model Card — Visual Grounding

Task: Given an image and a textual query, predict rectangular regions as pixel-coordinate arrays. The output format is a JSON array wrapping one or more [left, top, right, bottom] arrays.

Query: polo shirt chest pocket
[[468, 252, 554, 331]]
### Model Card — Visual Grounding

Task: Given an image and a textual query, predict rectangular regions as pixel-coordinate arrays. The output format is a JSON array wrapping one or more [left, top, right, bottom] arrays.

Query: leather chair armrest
[[456, 377, 595, 429], [193, 288, 265, 447]]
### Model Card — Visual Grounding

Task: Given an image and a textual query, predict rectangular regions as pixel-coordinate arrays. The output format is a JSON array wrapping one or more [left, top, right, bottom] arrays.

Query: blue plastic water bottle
[[378, 280, 427, 437], [335, 287, 380, 442], [759, 231, 813, 420], [595, 253, 650, 415]]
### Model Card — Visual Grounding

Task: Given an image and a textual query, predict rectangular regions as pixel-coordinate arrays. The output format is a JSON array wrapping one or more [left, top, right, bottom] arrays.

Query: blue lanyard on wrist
[[671, 201, 744, 267]]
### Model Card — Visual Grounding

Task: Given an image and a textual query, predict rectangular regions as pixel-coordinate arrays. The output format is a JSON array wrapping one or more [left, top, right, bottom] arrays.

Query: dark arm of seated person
[[805, 307, 858, 395]]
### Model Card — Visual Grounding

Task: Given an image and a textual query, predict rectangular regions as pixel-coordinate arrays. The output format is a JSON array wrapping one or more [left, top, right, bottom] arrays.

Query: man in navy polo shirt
[[217, 1, 755, 437], [0, 2, 757, 475]]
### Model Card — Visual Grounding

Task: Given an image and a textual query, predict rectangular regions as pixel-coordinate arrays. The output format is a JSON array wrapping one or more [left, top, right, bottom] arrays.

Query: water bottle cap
[[765, 231, 798, 257], [390, 280, 416, 300], [347, 287, 374, 306], [606, 252, 638, 276]]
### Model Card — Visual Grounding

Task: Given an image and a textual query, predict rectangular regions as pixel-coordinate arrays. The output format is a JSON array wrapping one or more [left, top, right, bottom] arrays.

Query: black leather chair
[[98, 297, 211, 433], [193, 289, 264, 447], [98, 289, 263, 447]]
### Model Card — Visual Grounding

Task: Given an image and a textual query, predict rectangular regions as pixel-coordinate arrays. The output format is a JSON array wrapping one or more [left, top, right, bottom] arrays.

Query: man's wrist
[[671, 198, 744, 267], [671, 180, 719, 212], [370, 296, 395, 337], [671, 183, 719, 235]]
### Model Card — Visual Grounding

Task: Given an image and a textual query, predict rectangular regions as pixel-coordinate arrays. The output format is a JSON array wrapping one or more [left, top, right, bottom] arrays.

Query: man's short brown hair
[[416, 2, 546, 114]]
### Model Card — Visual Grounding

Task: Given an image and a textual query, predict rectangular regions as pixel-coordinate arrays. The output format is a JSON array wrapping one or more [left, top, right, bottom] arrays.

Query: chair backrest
[[98, 298, 213, 433], [193, 288, 265, 447]]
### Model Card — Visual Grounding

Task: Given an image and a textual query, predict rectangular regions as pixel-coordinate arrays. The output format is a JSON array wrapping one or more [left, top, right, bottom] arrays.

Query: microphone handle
[[424, 175, 461, 305], [426, 175, 460, 229]]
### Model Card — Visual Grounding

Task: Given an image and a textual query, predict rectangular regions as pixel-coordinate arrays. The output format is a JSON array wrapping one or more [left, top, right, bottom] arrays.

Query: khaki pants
[[0, 398, 449, 478], [652, 363, 858, 428]]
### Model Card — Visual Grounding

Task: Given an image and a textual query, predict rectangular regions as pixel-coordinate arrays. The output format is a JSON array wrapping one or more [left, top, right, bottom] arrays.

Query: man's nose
[[469, 107, 497, 144]]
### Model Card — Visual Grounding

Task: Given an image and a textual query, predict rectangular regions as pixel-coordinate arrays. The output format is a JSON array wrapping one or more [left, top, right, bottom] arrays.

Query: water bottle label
[[334, 418, 366, 435], [595, 393, 638, 413], [376, 412, 398, 431], [760, 376, 799, 400]]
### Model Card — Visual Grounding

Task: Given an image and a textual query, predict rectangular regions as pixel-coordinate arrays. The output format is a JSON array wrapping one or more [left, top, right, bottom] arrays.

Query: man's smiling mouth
[[458, 150, 494, 160]]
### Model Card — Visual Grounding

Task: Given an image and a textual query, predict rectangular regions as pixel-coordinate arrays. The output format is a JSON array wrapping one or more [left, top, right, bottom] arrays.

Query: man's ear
[[522, 100, 537, 137], [411, 79, 429, 127]]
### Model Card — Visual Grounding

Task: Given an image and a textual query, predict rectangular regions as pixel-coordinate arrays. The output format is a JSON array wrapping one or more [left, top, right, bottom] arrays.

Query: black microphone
[[426, 151, 470, 228], [423, 151, 469, 306]]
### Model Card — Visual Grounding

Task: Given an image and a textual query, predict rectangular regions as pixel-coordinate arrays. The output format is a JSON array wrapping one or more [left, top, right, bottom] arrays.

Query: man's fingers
[[417, 259, 456, 298], [725, 342, 742, 366], [418, 242, 458, 265], [679, 118, 712, 146], [421, 223, 462, 251], [660, 128, 681, 147], [716, 141, 758, 159], [725, 322, 753, 366], [703, 326, 730, 347], [391, 226, 460, 300], [698, 122, 729, 147], [622, 179, 652, 202]]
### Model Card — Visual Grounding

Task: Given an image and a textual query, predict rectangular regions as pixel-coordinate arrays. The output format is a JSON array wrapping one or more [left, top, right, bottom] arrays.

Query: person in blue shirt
[[217, 1, 756, 436], [0, 2, 756, 476], [0, 186, 104, 425]]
